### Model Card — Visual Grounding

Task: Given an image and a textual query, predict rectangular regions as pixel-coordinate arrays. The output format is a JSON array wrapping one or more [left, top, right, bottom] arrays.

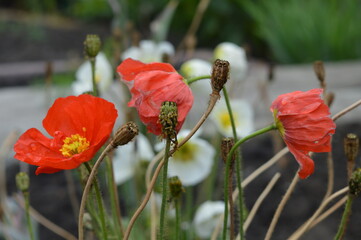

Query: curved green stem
[[105, 156, 123, 239], [186, 75, 211, 85], [159, 138, 172, 239], [84, 162, 108, 240], [334, 194, 354, 240], [222, 88, 238, 240], [222, 124, 277, 240], [90, 57, 98, 96], [175, 199, 181, 240]]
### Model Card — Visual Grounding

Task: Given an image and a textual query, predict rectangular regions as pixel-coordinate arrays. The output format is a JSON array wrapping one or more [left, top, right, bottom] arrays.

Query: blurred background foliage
[[1, 0, 361, 64]]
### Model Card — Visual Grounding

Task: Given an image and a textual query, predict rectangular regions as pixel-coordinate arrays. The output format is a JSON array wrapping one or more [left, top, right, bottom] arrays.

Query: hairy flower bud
[[159, 101, 178, 139], [112, 122, 139, 148], [169, 176, 185, 200], [344, 133, 359, 161], [211, 59, 229, 94], [221, 138, 235, 168], [84, 34, 101, 58], [349, 168, 361, 196], [16, 172, 30, 192]]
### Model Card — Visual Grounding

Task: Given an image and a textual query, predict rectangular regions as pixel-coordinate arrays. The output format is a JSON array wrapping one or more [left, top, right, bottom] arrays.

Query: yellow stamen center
[[60, 134, 90, 157], [219, 111, 239, 128], [173, 141, 198, 162]]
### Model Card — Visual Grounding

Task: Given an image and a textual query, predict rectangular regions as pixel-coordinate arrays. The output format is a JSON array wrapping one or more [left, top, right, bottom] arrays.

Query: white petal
[[214, 42, 248, 81], [72, 52, 112, 95], [113, 143, 136, 185], [156, 41, 175, 58], [167, 132, 215, 186], [210, 99, 254, 138], [113, 134, 154, 185], [121, 47, 141, 60], [194, 201, 225, 238], [180, 59, 212, 78], [121, 40, 175, 63]]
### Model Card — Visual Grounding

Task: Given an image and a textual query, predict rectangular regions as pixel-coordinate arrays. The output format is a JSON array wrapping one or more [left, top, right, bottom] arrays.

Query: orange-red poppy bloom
[[14, 94, 118, 175], [271, 88, 336, 179], [117, 58, 194, 135]]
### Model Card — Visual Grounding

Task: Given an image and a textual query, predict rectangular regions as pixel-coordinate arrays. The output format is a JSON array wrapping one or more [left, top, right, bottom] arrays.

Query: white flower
[[194, 201, 225, 239], [157, 130, 215, 186], [210, 99, 254, 138], [180, 59, 213, 96], [180, 59, 212, 78], [72, 52, 113, 95], [121, 40, 175, 63], [113, 134, 154, 185], [214, 42, 248, 81]]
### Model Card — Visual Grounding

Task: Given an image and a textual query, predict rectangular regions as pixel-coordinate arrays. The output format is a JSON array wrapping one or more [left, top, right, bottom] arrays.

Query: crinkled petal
[[271, 89, 324, 116], [117, 58, 177, 82], [286, 143, 315, 179]]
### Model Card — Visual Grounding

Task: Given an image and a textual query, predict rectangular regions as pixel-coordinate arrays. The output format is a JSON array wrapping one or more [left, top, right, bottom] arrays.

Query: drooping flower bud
[[84, 34, 101, 58], [221, 138, 236, 168], [344, 133, 359, 179], [313, 61, 325, 84], [211, 59, 229, 94], [112, 121, 139, 148], [159, 101, 178, 140], [16, 172, 30, 192], [168, 176, 185, 200], [349, 168, 361, 196]]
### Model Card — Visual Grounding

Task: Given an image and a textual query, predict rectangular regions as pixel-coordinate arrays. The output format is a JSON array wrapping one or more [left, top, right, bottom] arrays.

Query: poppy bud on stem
[[159, 101, 178, 142], [169, 176, 185, 200], [84, 34, 101, 59], [16, 172, 35, 240], [16, 172, 29, 192], [84, 34, 101, 96], [211, 59, 230, 96], [344, 133, 359, 179], [112, 121, 139, 148], [313, 61, 326, 90]]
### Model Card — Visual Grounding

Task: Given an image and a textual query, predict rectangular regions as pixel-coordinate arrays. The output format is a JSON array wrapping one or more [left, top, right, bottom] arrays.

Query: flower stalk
[[222, 124, 277, 240], [222, 87, 246, 239], [159, 101, 178, 239]]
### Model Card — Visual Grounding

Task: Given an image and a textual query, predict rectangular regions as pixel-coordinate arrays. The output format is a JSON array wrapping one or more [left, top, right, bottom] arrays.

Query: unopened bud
[[349, 168, 361, 196], [344, 133, 359, 162], [159, 101, 178, 139], [313, 61, 325, 85], [84, 34, 101, 58], [211, 59, 229, 94], [16, 172, 29, 192], [221, 138, 236, 167], [112, 122, 139, 147], [169, 176, 185, 200], [344, 133, 359, 179]]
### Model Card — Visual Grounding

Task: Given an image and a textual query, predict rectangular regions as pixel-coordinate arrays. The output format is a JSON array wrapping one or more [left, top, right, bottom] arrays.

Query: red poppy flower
[[14, 94, 118, 175], [270, 88, 336, 179], [117, 58, 194, 135]]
